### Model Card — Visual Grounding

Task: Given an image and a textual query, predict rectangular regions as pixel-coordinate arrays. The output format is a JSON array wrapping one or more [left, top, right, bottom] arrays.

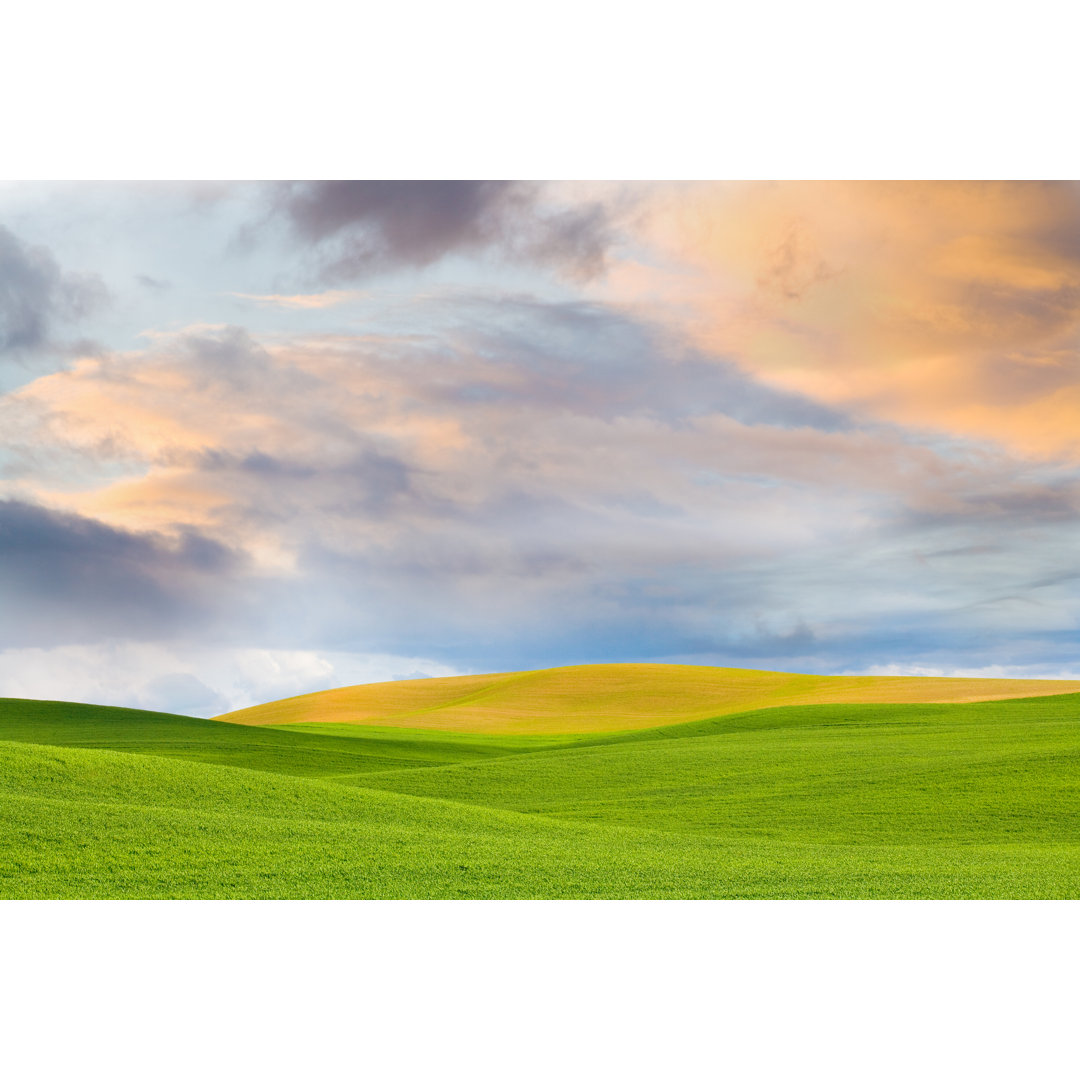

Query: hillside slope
[[0, 698, 590, 777], [5, 692, 1080, 898], [214, 662, 1080, 734]]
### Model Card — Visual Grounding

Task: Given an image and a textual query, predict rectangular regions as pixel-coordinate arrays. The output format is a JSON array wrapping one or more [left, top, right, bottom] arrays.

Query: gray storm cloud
[[266, 181, 618, 281], [0, 499, 244, 647]]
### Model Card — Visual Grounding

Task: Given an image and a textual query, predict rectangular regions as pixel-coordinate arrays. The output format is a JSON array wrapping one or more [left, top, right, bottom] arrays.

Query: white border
[[4, 900, 1077, 1078], [3, 1, 1078, 178]]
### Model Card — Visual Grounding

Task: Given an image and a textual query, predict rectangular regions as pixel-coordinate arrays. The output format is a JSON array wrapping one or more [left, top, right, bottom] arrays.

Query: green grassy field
[[3, 669, 1080, 898]]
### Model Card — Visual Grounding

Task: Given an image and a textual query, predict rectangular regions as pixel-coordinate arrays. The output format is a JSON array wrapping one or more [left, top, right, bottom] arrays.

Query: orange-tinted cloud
[[9, 308, 1073, 577], [604, 181, 1080, 459]]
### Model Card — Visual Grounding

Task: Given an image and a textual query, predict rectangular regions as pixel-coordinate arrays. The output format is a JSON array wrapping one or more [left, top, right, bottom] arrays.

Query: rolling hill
[[214, 662, 1080, 734], [4, 668, 1080, 898]]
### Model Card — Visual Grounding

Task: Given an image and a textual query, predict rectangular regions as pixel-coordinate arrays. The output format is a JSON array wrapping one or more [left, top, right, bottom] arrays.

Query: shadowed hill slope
[[213, 662, 1080, 734]]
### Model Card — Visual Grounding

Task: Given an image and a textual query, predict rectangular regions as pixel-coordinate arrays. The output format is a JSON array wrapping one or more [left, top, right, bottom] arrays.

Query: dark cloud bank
[[264, 181, 618, 281], [0, 499, 242, 648]]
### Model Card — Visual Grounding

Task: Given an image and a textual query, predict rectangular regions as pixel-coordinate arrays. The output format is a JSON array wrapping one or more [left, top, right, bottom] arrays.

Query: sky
[[2, 180, 1080, 715]]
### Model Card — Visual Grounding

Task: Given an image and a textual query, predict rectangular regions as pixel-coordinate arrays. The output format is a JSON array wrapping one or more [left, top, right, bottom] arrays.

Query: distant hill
[[213, 662, 1080, 734]]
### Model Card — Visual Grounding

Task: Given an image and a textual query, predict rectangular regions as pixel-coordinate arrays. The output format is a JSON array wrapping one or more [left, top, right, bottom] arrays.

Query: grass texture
[[2, 666, 1080, 898]]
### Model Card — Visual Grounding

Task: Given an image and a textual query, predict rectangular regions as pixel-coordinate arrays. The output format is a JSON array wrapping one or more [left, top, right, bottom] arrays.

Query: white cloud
[[0, 643, 466, 716], [841, 662, 1080, 681]]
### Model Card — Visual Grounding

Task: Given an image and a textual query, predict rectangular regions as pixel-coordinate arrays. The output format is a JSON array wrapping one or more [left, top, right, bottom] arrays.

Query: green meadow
[[3, 667, 1080, 898]]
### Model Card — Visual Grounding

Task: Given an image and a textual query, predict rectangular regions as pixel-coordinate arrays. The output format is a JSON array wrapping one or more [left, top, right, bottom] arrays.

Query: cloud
[[0, 642, 465, 714], [0, 225, 107, 356], [263, 181, 619, 282], [6, 182, 1080, 707], [2, 304, 865, 599], [138, 673, 229, 716], [609, 181, 1080, 459], [5, 296, 1079, 693], [0, 498, 244, 647]]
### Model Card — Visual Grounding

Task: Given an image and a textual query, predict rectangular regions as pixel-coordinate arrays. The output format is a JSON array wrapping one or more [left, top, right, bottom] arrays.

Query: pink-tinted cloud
[[603, 181, 1080, 458]]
